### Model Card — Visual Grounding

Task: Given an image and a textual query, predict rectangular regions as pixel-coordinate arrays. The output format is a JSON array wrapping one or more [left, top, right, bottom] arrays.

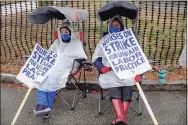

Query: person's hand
[[101, 67, 111, 74], [135, 74, 141, 82]]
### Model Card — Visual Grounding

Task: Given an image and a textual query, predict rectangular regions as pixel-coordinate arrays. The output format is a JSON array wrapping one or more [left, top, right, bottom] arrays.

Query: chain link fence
[[1, 1, 187, 65]]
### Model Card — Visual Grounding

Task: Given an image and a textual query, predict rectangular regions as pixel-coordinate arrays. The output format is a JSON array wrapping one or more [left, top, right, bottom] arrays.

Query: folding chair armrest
[[70, 58, 91, 73], [75, 58, 86, 65], [81, 61, 92, 66], [70, 59, 82, 73], [148, 60, 157, 65], [81, 61, 93, 71], [74, 58, 93, 68]]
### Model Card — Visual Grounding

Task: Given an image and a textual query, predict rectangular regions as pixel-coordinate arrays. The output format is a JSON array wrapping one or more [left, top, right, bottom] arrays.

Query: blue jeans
[[36, 90, 56, 109]]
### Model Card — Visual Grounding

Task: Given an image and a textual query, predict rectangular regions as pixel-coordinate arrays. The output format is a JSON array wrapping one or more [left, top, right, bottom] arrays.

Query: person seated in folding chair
[[92, 15, 141, 125], [33, 22, 87, 118]]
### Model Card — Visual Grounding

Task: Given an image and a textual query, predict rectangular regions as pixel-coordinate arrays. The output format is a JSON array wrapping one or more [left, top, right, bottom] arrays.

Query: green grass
[[167, 67, 176, 72]]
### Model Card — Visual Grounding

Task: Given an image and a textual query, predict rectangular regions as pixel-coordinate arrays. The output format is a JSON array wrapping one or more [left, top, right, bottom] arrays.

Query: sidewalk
[[1, 85, 186, 125], [0, 73, 187, 91]]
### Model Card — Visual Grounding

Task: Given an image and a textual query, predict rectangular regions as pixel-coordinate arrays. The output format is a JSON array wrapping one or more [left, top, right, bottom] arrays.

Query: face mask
[[61, 33, 70, 42], [109, 27, 121, 33]]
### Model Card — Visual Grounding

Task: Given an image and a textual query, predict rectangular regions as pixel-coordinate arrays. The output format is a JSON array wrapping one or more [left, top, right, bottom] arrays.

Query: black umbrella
[[97, 1, 138, 21], [28, 6, 89, 24]]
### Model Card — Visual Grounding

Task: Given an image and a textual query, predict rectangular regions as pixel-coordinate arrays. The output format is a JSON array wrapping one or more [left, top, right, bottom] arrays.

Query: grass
[[167, 67, 176, 72]]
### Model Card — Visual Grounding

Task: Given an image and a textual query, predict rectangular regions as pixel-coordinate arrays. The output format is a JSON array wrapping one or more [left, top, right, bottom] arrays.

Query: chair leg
[[83, 69, 87, 98], [100, 88, 104, 100], [69, 74, 87, 109], [130, 92, 142, 116], [98, 84, 111, 115], [130, 105, 142, 116], [57, 90, 77, 110], [98, 89, 111, 115], [57, 73, 87, 110], [56, 76, 80, 110], [72, 81, 85, 96], [78, 70, 87, 98], [71, 88, 78, 110], [98, 85, 102, 114], [100, 103, 111, 114], [56, 92, 72, 110], [138, 92, 142, 115], [71, 75, 85, 97]]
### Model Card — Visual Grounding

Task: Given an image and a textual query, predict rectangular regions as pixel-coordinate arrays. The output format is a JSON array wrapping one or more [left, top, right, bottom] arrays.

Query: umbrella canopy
[[28, 6, 89, 24], [97, 1, 138, 21]]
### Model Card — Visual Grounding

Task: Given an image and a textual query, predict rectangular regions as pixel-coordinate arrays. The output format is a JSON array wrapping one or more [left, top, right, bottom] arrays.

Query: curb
[[0, 73, 186, 91]]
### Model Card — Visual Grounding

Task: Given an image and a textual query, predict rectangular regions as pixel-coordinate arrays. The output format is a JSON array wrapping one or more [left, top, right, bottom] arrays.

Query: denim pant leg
[[36, 90, 48, 107], [36, 90, 56, 108], [46, 91, 56, 109]]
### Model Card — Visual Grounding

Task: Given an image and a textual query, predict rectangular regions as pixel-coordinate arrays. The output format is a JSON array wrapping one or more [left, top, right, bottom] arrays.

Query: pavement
[[1, 85, 187, 125], [0, 73, 187, 91]]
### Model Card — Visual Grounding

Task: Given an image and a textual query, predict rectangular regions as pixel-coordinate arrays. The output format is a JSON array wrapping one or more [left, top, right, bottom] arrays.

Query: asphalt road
[[1, 85, 186, 125]]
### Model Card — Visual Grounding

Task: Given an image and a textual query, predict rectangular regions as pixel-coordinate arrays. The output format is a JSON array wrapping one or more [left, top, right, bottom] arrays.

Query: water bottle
[[158, 69, 167, 84]]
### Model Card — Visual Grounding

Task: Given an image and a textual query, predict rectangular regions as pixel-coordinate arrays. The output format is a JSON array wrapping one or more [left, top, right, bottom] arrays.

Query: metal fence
[[1, 1, 187, 65]]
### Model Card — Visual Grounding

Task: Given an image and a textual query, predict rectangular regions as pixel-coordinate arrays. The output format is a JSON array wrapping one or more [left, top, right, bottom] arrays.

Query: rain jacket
[[37, 22, 87, 91], [92, 15, 134, 89]]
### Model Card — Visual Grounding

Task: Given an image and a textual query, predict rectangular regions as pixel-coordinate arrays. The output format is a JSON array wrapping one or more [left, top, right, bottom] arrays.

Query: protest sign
[[101, 28, 152, 79], [16, 43, 57, 88]]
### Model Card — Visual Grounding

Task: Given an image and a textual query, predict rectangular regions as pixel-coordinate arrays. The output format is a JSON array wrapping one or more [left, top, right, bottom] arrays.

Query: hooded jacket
[[108, 15, 124, 33], [36, 22, 87, 91], [92, 15, 134, 89]]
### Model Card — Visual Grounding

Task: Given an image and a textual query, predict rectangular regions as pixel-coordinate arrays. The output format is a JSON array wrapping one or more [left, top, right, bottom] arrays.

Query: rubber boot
[[122, 101, 131, 125], [111, 99, 126, 125]]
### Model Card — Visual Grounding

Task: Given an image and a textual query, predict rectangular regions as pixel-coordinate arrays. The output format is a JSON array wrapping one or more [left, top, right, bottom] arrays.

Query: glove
[[101, 67, 111, 74], [135, 74, 141, 82]]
